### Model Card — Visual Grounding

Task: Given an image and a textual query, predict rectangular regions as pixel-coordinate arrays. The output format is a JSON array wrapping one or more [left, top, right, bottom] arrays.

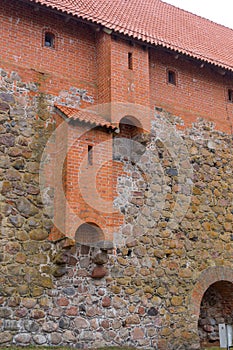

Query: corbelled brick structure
[[1, 0, 233, 349]]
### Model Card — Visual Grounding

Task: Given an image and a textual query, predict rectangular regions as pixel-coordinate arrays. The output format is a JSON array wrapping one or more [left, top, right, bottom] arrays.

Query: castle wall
[[149, 48, 233, 132], [0, 0, 97, 102], [1, 68, 233, 348], [1, 1, 233, 349]]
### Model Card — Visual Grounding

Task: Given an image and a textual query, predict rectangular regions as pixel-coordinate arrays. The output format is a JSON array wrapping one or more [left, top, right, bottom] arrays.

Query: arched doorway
[[190, 267, 233, 349], [199, 281, 233, 348], [75, 222, 104, 246]]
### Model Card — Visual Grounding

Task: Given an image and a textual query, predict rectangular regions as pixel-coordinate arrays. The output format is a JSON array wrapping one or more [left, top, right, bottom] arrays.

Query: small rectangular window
[[228, 89, 233, 102], [88, 145, 93, 165], [128, 52, 133, 70], [168, 70, 176, 85], [44, 32, 55, 48]]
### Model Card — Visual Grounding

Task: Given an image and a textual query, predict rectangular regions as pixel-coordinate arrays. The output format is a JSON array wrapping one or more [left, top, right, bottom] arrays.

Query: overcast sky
[[163, 0, 233, 29]]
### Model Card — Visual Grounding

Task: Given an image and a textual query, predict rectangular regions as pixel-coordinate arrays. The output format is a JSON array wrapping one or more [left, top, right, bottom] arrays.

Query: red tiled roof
[[27, 0, 233, 72], [55, 104, 115, 129]]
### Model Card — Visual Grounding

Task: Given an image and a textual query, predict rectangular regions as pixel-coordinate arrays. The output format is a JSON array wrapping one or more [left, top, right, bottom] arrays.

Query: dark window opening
[[44, 32, 55, 48], [88, 145, 93, 165], [168, 70, 176, 85], [128, 52, 133, 70], [127, 249, 132, 257], [228, 89, 233, 102]]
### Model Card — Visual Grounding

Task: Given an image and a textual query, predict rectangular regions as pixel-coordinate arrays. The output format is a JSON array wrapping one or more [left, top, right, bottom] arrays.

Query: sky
[[164, 0, 233, 29]]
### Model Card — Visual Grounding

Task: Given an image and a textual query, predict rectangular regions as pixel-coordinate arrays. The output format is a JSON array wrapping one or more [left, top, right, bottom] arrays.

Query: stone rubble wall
[[1, 69, 233, 350]]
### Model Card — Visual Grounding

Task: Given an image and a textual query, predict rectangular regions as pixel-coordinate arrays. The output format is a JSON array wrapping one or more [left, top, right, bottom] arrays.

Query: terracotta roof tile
[[28, 0, 233, 72], [55, 104, 115, 129]]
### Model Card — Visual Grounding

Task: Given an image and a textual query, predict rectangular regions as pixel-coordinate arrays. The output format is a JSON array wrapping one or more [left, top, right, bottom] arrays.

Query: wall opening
[[118, 115, 143, 139], [113, 115, 147, 162], [198, 281, 233, 348], [228, 89, 233, 102], [44, 32, 55, 48], [88, 145, 93, 165], [167, 69, 176, 85], [128, 52, 133, 70], [75, 222, 104, 246]]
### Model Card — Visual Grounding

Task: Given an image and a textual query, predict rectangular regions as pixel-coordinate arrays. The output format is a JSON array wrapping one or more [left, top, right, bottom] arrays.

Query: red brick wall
[[2, 0, 233, 243], [96, 32, 112, 105], [0, 0, 97, 99], [149, 48, 233, 132], [2, 1, 233, 132], [63, 121, 124, 241], [111, 38, 150, 107]]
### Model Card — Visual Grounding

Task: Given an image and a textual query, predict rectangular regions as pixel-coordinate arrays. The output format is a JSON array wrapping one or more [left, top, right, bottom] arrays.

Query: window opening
[[168, 70, 176, 85], [88, 145, 93, 165], [128, 52, 133, 70], [228, 89, 233, 102], [44, 32, 55, 48]]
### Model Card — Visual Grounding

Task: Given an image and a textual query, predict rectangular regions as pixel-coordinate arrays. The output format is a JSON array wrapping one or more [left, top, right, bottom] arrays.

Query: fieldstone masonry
[[1, 68, 233, 349]]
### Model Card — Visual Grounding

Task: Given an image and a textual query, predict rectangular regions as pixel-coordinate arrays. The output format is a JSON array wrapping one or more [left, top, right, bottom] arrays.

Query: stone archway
[[190, 267, 233, 349]]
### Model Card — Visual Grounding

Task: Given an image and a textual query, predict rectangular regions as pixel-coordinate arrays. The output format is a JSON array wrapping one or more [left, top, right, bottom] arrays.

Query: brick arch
[[77, 211, 107, 229], [111, 103, 151, 133], [75, 222, 105, 246], [119, 115, 143, 129], [189, 266, 233, 319], [82, 102, 152, 133], [64, 209, 107, 239], [118, 115, 143, 139]]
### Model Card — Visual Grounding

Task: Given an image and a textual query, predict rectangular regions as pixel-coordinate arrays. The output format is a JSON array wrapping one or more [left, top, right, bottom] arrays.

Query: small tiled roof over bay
[[55, 104, 115, 129], [27, 0, 233, 72]]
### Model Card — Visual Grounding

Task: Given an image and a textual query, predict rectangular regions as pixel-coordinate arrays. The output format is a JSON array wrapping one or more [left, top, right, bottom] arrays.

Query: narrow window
[[168, 70, 176, 85], [44, 32, 55, 48], [228, 89, 233, 102], [128, 52, 133, 70], [88, 145, 93, 165]]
